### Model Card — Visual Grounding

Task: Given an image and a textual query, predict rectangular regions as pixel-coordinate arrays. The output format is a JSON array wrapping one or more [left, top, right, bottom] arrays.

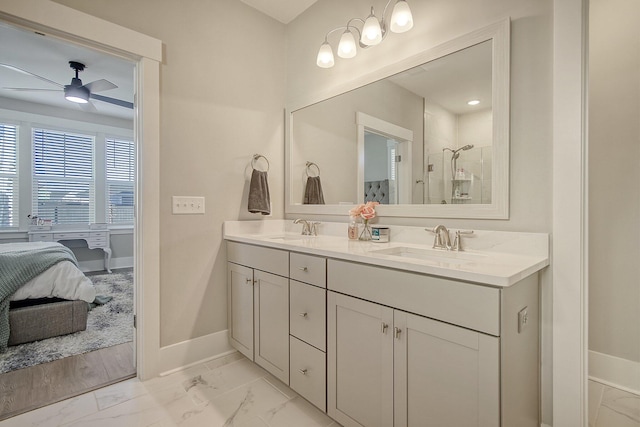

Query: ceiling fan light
[[317, 41, 335, 68], [64, 85, 89, 104], [361, 8, 382, 46], [390, 0, 414, 33], [338, 29, 357, 59]]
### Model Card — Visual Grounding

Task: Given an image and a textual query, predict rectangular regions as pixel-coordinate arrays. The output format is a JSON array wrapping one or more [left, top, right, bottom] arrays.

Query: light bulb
[[317, 41, 335, 68], [338, 29, 357, 58], [65, 95, 88, 104], [361, 9, 382, 46], [467, 100, 480, 106], [390, 0, 414, 33]]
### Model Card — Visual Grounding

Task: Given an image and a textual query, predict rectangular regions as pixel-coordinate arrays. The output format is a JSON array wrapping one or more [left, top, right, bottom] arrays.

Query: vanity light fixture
[[467, 99, 481, 106], [316, 0, 414, 68]]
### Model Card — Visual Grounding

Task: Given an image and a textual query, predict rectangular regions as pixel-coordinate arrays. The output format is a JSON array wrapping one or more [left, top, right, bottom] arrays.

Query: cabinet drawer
[[227, 241, 288, 277], [290, 336, 326, 412], [88, 238, 108, 247], [90, 231, 107, 238], [54, 232, 89, 239], [290, 280, 326, 351], [290, 252, 326, 288], [328, 259, 501, 336], [30, 234, 53, 242]]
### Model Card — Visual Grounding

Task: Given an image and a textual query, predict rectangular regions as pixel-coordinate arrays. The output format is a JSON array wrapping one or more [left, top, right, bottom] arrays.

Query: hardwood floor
[[0, 342, 136, 421]]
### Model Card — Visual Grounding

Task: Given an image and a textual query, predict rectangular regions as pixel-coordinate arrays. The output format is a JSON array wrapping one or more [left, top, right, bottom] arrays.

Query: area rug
[[0, 268, 133, 374]]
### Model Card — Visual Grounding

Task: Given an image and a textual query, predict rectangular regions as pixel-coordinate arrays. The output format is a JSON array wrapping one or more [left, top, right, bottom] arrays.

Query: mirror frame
[[285, 19, 510, 219]]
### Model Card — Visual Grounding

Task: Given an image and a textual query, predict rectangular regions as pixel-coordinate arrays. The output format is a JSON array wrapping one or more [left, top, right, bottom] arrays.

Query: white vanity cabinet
[[227, 242, 290, 384], [226, 234, 543, 427], [327, 259, 540, 427]]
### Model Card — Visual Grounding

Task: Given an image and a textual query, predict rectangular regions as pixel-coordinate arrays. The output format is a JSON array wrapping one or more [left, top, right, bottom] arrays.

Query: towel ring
[[305, 161, 320, 178], [252, 154, 270, 172]]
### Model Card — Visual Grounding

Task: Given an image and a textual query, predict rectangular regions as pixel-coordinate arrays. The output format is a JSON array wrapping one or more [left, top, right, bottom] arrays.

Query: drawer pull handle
[[299, 312, 308, 318], [381, 323, 388, 334], [394, 327, 402, 339], [298, 267, 308, 272], [299, 368, 308, 375]]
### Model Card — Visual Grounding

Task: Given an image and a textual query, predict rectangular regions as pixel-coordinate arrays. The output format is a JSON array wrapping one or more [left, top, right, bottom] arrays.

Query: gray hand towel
[[248, 169, 271, 215], [304, 176, 325, 204]]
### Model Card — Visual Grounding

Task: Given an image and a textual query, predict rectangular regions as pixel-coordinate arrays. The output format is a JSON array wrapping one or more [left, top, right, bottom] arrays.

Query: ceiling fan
[[0, 61, 133, 112]]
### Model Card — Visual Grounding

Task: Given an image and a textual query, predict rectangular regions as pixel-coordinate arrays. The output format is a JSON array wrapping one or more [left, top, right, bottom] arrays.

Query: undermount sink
[[369, 246, 487, 265]]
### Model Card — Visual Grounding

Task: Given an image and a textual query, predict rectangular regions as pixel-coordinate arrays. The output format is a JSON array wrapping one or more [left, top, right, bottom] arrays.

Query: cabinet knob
[[381, 323, 389, 334], [299, 312, 308, 318], [394, 327, 402, 339], [245, 278, 252, 285], [298, 267, 308, 272], [299, 368, 308, 375]]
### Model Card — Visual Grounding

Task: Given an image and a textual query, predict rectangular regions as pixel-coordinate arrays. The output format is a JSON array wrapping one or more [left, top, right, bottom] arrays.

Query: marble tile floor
[[589, 380, 640, 427], [0, 352, 339, 427]]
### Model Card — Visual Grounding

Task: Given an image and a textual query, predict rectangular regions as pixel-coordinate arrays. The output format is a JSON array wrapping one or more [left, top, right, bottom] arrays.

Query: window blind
[[106, 138, 135, 223], [0, 123, 18, 228], [32, 128, 95, 224]]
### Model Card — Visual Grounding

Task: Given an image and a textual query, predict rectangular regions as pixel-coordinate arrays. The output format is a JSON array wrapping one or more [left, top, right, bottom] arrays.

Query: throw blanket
[[0, 243, 79, 352]]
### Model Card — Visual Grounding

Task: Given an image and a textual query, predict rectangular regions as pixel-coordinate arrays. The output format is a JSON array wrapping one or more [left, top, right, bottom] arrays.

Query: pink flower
[[349, 201, 379, 220]]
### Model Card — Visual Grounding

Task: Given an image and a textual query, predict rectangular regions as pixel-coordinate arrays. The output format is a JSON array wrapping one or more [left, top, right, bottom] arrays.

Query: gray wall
[[589, 0, 640, 363], [54, 0, 287, 347]]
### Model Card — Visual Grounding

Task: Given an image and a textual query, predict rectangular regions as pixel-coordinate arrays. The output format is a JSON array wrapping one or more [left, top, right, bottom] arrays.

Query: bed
[[0, 242, 96, 350]]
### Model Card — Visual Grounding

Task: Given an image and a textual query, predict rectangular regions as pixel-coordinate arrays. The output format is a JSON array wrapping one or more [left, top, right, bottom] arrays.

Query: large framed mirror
[[286, 19, 509, 219]]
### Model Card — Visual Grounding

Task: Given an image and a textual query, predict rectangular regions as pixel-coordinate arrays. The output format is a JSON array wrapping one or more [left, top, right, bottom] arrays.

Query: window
[[106, 138, 135, 224], [0, 123, 18, 228], [32, 128, 95, 225]]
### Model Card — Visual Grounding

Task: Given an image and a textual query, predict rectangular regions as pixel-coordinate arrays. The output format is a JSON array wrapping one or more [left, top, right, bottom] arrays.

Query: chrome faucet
[[294, 219, 320, 236], [426, 225, 474, 251], [429, 225, 452, 250], [451, 229, 474, 251]]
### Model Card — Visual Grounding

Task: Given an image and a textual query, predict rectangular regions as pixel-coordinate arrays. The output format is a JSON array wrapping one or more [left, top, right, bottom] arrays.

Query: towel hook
[[305, 161, 320, 177], [252, 154, 270, 172]]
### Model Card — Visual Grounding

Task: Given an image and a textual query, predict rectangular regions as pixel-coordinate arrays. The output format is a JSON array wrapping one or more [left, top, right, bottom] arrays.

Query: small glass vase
[[359, 220, 373, 241]]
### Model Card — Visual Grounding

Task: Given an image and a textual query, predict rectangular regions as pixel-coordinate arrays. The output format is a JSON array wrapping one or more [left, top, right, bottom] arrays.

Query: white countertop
[[223, 220, 549, 287]]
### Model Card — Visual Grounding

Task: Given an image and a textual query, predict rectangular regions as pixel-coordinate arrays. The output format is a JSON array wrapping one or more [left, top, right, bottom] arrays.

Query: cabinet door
[[227, 262, 254, 360], [394, 311, 499, 427], [328, 292, 393, 427], [254, 270, 290, 384]]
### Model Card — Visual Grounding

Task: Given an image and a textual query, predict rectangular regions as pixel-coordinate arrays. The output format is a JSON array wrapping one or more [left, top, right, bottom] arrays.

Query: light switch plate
[[172, 196, 205, 214]]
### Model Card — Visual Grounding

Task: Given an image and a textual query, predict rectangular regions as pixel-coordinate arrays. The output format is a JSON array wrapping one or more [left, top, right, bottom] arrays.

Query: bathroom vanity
[[224, 220, 549, 427]]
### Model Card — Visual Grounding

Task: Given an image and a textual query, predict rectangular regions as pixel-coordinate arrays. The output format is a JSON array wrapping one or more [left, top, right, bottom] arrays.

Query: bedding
[[0, 242, 95, 303], [0, 242, 96, 351]]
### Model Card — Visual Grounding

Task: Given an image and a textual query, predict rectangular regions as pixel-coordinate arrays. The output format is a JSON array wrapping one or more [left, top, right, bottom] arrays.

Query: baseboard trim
[[158, 329, 234, 375], [79, 256, 133, 272], [589, 350, 640, 395]]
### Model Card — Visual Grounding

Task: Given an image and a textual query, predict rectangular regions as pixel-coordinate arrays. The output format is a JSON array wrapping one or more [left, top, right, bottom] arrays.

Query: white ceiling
[[388, 40, 493, 115], [0, 22, 134, 121], [239, 0, 317, 24]]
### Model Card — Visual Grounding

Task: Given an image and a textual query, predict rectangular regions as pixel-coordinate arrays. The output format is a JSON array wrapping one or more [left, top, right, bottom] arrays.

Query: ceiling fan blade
[[0, 63, 64, 88], [2, 87, 62, 92], [84, 79, 117, 93], [78, 100, 98, 113], [90, 93, 133, 109]]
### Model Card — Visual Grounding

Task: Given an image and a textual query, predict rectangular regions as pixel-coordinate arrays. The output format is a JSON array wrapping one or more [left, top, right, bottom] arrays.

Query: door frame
[[552, 0, 589, 425], [0, 0, 162, 380], [356, 112, 413, 205]]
